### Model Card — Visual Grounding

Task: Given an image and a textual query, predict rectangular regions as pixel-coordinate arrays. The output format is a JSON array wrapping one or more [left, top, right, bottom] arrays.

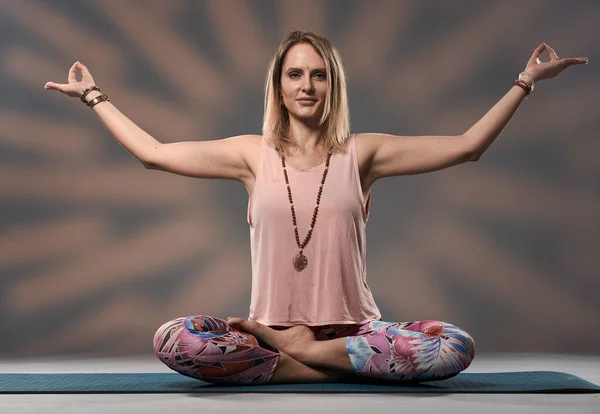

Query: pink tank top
[[247, 134, 381, 326]]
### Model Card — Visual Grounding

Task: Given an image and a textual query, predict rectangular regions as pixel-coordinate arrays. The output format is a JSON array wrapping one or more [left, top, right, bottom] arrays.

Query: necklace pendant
[[292, 251, 308, 271]]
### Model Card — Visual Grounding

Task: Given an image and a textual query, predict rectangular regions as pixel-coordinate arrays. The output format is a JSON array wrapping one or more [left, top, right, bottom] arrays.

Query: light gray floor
[[1, 354, 599, 414]]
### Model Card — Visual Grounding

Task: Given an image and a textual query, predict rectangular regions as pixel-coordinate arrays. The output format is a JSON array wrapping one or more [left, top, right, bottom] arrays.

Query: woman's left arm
[[363, 43, 588, 182], [462, 43, 587, 160]]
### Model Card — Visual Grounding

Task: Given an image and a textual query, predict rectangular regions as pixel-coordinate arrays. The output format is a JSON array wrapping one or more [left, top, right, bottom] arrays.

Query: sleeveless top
[[247, 134, 382, 326]]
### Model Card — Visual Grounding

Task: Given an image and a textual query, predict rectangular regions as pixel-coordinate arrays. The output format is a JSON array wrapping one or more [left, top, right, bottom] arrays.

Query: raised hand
[[524, 43, 588, 82], [43, 61, 96, 98]]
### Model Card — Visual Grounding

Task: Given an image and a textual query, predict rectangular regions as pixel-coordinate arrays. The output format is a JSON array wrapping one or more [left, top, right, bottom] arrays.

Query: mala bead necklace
[[281, 150, 332, 272]]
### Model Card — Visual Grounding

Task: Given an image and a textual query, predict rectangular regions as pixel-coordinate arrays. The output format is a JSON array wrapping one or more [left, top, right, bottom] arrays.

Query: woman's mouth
[[297, 98, 317, 105]]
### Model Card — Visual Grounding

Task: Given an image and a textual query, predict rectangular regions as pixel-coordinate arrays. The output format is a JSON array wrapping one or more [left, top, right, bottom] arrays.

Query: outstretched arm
[[45, 62, 256, 182], [361, 43, 588, 183], [463, 43, 587, 161]]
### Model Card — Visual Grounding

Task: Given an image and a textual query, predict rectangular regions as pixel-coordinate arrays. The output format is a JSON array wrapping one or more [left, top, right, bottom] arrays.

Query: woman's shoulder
[[349, 133, 379, 174], [352, 133, 379, 158], [236, 134, 262, 144], [236, 135, 263, 179], [232, 134, 262, 153]]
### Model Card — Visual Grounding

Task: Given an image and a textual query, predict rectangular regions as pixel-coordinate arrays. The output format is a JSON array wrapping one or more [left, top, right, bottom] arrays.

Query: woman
[[44, 31, 588, 385]]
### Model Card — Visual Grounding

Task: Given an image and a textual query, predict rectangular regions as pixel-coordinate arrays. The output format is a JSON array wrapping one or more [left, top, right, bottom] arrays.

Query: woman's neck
[[287, 118, 323, 155]]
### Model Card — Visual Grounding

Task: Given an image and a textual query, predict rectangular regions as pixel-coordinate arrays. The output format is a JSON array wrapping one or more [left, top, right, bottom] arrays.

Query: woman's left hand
[[524, 43, 588, 82]]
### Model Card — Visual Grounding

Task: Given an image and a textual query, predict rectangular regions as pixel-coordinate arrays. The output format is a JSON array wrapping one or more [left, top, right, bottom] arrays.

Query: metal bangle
[[80, 86, 102, 103], [87, 94, 110, 108]]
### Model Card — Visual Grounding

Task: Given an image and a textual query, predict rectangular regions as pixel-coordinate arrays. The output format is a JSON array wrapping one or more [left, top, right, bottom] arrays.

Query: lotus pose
[[44, 31, 587, 384]]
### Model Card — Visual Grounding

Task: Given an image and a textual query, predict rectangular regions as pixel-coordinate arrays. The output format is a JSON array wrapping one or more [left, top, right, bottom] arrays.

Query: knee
[[436, 321, 476, 370], [153, 317, 185, 358], [153, 315, 230, 359], [152, 315, 280, 384], [404, 320, 476, 371], [442, 322, 476, 364]]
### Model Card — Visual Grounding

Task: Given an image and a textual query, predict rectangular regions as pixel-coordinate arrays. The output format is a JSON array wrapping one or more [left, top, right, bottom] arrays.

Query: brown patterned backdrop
[[0, 0, 598, 357]]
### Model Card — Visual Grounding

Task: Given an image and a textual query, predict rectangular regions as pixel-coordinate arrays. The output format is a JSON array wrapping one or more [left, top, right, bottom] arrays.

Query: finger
[[78, 62, 91, 77], [527, 43, 546, 66], [544, 44, 559, 61], [44, 81, 64, 92], [67, 61, 79, 84], [562, 57, 589, 68]]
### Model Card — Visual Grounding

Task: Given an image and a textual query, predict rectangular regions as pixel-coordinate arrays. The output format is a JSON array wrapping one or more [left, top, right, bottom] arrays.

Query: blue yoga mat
[[0, 371, 599, 394]]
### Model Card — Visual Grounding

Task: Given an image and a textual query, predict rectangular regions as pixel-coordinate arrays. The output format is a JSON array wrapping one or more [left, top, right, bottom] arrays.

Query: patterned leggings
[[154, 316, 476, 385]]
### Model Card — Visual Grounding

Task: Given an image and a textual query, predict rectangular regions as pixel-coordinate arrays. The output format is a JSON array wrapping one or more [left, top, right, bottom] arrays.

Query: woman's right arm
[[45, 61, 255, 182], [83, 88, 256, 181]]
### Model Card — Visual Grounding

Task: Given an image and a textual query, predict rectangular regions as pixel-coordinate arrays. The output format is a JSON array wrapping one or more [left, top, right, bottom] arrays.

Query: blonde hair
[[262, 31, 350, 154]]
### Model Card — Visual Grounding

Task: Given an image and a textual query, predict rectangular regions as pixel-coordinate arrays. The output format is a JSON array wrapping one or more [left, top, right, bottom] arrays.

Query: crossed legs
[[269, 351, 352, 383], [154, 316, 475, 384]]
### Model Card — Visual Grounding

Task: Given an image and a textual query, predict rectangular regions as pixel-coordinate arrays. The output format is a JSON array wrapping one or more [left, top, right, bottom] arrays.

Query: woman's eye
[[288, 72, 325, 79]]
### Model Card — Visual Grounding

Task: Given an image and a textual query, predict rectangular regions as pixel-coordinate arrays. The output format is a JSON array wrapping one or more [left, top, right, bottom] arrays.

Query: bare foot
[[227, 318, 315, 360], [424, 323, 443, 337], [228, 318, 355, 372]]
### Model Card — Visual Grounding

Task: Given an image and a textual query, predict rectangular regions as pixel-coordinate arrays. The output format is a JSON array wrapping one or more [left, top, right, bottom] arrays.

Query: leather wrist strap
[[80, 86, 101, 103]]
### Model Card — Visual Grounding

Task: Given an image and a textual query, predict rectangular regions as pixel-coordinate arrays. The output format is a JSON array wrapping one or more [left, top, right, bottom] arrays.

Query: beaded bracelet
[[518, 71, 535, 88], [80, 85, 101, 103], [87, 94, 110, 108], [513, 80, 532, 96]]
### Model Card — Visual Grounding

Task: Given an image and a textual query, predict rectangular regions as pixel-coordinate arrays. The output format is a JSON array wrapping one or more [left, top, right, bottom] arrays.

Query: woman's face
[[280, 43, 328, 124]]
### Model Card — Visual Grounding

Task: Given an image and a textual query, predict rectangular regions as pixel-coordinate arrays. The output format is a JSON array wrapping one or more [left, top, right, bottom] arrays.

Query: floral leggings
[[154, 315, 476, 385]]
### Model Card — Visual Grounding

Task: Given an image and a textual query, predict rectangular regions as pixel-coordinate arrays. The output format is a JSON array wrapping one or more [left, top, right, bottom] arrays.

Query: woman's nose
[[301, 79, 314, 93]]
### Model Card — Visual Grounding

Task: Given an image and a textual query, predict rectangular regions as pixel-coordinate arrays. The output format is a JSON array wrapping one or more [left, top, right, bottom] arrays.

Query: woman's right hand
[[44, 61, 96, 98]]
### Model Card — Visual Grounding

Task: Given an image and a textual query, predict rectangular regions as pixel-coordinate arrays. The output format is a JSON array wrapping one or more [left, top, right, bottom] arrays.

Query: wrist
[[80, 85, 101, 104], [518, 71, 535, 87], [513, 70, 535, 99], [84, 90, 102, 104]]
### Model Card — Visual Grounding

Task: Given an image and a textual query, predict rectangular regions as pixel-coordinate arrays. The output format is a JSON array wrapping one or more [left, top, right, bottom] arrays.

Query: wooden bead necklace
[[281, 151, 332, 271]]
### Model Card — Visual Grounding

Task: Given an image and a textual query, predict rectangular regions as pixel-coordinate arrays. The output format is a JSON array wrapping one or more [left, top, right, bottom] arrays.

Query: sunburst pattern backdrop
[[0, 0, 598, 356]]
